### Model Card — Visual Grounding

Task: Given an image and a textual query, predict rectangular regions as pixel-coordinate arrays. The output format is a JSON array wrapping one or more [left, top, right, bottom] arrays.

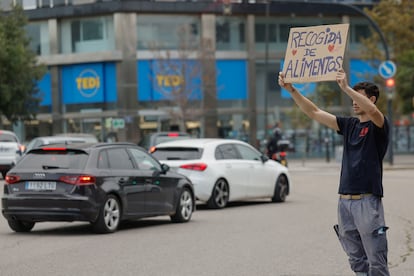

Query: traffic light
[[385, 78, 395, 100], [385, 78, 395, 88]]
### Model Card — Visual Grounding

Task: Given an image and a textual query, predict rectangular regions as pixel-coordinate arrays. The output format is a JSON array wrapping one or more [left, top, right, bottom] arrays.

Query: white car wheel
[[207, 178, 229, 209], [272, 174, 288, 203]]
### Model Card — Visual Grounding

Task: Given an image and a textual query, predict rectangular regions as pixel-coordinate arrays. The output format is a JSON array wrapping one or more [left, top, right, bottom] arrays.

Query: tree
[[361, 0, 414, 116], [148, 24, 217, 133], [395, 50, 414, 114], [0, 5, 46, 125]]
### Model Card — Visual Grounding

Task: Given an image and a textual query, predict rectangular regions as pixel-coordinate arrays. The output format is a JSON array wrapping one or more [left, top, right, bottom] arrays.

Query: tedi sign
[[76, 69, 101, 98], [282, 23, 349, 83]]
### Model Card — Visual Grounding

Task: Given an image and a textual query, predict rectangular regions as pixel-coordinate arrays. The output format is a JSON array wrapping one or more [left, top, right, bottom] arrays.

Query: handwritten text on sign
[[283, 24, 349, 83]]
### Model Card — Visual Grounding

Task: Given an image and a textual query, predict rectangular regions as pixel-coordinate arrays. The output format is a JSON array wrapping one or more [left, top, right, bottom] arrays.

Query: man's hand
[[278, 72, 294, 93], [336, 69, 349, 91]]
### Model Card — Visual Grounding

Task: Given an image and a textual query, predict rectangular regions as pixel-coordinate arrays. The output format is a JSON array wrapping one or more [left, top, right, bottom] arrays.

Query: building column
[[246, 15, 258, 147], [114, 13, 139, 142], [49, 18, 63, 134], [201, 14, 218, 138]]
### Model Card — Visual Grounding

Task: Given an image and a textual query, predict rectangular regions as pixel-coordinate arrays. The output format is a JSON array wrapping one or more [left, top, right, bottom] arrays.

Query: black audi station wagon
[[1, 143, 195, 233]]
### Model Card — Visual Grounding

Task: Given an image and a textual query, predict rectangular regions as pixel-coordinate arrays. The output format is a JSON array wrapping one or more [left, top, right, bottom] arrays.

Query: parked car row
[[1, 133, 291, 234]]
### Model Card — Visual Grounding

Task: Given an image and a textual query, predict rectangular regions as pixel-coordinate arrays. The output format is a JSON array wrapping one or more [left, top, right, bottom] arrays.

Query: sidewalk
[[383, 154, 414, 170], [288, 154, 414, 171]]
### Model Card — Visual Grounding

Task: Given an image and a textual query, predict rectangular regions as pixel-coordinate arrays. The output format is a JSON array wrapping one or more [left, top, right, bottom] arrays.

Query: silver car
[[0, 130, 23, 179], [24, 135, 97, 153]]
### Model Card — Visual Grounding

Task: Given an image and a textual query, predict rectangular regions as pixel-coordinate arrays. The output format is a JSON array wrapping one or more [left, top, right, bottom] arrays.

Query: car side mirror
[[260, 155, 269, 163], [161, 163, 170, 173]]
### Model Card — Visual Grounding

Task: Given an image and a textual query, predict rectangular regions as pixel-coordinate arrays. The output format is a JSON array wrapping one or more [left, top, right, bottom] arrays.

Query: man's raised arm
[[278, 72, 339, 131]]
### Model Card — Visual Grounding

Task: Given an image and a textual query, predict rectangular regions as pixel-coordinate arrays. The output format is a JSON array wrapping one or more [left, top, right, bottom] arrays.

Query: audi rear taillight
[[179, 163, 207, 171], [5, 175, 21, 184], [59, 175, 96, 185]]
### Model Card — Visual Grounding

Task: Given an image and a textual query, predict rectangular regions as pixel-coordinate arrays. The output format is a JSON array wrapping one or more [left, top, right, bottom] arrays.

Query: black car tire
[[92, 194, 121, 234], [8, 219, 35, 232], [272, 174, 288, 203], [170, 187, 193, 223], [207, 178, 229, 209]]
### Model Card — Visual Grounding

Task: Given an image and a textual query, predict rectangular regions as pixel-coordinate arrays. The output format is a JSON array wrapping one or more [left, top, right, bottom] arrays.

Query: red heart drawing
[[328, 45, 334, 52], [292, 49, 297, 55]]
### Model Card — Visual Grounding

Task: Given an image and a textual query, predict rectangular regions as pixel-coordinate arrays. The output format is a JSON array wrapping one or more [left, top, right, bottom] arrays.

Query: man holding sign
[[279, 24, 390, 276]]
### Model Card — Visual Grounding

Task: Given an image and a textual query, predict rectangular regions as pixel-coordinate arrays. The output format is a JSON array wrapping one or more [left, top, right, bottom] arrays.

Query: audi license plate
[[25, 181, 56, 191]]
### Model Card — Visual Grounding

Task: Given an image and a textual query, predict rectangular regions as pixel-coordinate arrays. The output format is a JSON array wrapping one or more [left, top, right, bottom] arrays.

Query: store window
[[60, 16, 115, 53], [16, 0, 37, 10], [255, 23, 277, 43], [351, 23, 371, 43], [0, 0, 13, 11], [25, 21, 50, 56], [137, 15, 200, 50], [216, 16, 246, 51], [254, 16, 278, 51], [82, 20, 103, 41]]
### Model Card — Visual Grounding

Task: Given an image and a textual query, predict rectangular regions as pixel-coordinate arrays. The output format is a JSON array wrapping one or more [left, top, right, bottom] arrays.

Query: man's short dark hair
[[353, 82, 380, 103]]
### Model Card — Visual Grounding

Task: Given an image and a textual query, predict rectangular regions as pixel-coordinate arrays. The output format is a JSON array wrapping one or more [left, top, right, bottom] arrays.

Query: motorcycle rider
[[266, 122, 283, 160]]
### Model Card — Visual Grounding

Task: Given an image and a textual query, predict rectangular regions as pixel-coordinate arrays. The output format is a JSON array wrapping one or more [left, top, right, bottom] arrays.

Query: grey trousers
[[336, 195, 390, 276]]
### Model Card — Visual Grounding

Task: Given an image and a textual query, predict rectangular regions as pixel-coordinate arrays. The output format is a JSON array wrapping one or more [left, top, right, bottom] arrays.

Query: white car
[[0, 130, 23, 179], [151, 138, 291, 209]]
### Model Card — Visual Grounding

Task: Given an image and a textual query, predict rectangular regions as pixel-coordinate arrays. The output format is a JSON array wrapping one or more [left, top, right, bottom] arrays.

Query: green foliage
[[0, 5, 46, 124], [287, 105, 311, 130], [396, 50, 414, 114], [362, 0, 414, 116], [314, 82, 339, 107]]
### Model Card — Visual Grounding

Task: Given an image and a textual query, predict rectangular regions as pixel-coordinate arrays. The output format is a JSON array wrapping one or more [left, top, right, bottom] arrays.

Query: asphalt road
[[0, 159, 413, 276]]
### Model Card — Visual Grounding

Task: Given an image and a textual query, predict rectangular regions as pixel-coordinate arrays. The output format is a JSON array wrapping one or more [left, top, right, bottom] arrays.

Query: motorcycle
[[271, 150, 288, 167], [267, 139, 291, 167]]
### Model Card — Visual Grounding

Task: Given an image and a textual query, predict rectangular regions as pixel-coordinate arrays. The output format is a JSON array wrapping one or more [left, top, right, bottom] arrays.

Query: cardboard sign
[[282, 23, 349, 83]]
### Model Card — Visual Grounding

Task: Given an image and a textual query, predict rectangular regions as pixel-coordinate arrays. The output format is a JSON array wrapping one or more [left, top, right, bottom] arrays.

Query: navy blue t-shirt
[[336, 116, 389, 197]]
